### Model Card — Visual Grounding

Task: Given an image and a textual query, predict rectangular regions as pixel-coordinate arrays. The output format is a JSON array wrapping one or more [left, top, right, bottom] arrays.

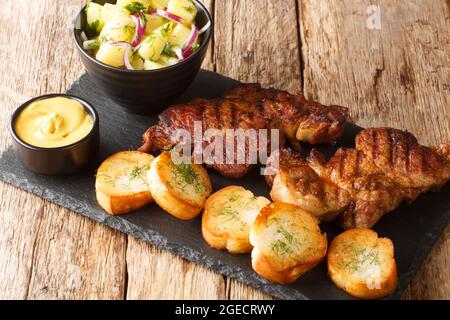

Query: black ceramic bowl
[[10, 94, 100, 175], [73, 0, 213, 114]]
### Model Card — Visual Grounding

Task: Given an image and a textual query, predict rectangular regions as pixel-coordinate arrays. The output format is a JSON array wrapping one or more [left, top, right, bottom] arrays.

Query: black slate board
[[1, 70, 449, 300]]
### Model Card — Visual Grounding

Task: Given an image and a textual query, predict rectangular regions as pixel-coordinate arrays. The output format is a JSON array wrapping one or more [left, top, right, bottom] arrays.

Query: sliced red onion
[[181, 25, 198, 58], [80, 31, 88, 41], [83, 40, 97, 50], [155, 8, 184, 24], [198, 21, 211, 35], [131, 13, 146, 47], [124, 47, 134, 70], [174, 48, 184, 60], [111, 42, 134, 70]]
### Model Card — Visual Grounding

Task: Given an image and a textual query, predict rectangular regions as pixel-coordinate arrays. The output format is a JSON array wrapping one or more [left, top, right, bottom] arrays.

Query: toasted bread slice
[[96, 151, 155, 215], [148, 152, 212, 220], [249, 202, 327, 284], [328, 228, 397, 299], [202, 186, 270, 254]]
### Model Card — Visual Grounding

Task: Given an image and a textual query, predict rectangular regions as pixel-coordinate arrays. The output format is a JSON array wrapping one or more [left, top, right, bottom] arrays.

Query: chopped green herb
[[184, 6, 194, 13], [122, 24, 135, 35], [218, 205, 239, 222], [85, 20, 100, 38], [96, 35, 109, 45], [88, 41, 100, 50], [172, 162, 204, 192], [129, 164, 151, 181], [192, 43, 200, 52], [272, 240, 292, 256], [277, 226, 294, 244], [341, 245, 381, 273], [145, 35, 156, 44], [228, 193, 241, 203], [125, 1, 146, 14], [139, 12, 148, 26], [163, 42, 173, 55], [160, 22, 174, 37]]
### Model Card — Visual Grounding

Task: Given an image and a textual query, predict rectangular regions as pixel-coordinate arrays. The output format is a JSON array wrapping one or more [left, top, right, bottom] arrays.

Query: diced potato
[[167, 0, 197, 25], [99, 19, 135, 43], [159, 54, 179, 66], [152, 22, 174, 41], [117, 0, 152, 10], [169, 22, 191, 47], [144, 60, 165, 70], [132, 56, 145, 70], [86, 2, 104, 31], [144, 14, 166, 34], [150, 0, 169, 9], [138, 34, 166, 61], [102, 3, 130, 25], [96, 42, 130, 67]]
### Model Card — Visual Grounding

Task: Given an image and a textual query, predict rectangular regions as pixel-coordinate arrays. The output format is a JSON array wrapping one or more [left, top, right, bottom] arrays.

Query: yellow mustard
[[15, 97, 94, 148]]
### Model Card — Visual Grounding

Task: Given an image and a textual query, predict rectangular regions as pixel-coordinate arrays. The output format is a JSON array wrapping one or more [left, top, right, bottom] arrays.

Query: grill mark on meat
[[371, 129, 379, 160], [420, 150, 429, 174], [405, 140, 411, 172], [388, 131, 395, 166]]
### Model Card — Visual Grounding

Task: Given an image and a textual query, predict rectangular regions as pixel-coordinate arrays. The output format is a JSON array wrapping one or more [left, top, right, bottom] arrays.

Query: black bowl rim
[[72, 0, 213, 74], [10, 94, 100, 152]]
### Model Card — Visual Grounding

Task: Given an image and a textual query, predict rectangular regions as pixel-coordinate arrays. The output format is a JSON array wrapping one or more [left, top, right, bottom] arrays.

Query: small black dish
[[73, 0, 213, 114], [10, 94, 100, 176]]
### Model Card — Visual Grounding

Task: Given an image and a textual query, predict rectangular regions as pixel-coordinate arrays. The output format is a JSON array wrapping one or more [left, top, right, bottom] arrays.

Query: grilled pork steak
[[139, 83, 349, 179], [266, 128, 450, 229]]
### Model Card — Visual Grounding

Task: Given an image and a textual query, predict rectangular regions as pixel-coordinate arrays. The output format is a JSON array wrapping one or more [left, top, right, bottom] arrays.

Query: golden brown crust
[[202, 186, 270, 254], [356, 128, 450, 190], [328, 228, 397, 299], [308, 148, 411, 229], [250, 202, 327, 284], [223, 83, 349, 145], [266, 148, 350, 222], [148, 152, 212, 220], [95, 151, 154, 215]]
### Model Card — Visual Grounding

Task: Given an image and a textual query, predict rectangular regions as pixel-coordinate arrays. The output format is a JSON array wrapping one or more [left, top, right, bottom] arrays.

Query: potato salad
[[82, 0, 209, 70]]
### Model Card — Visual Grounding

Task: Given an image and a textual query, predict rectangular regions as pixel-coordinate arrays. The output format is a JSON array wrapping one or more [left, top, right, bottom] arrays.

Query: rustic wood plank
[[27, 207, 127, 300], [299, 0, 450, 299], [214, 0, 303, 299], [0, 183, 45, 299], [0, 0, 127, 300], [214, 0, 302, 93], [126, 237, 226, 300]]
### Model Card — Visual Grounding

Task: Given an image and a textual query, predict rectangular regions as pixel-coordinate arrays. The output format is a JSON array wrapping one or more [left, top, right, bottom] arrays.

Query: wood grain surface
[[0, 0, 448, 300]]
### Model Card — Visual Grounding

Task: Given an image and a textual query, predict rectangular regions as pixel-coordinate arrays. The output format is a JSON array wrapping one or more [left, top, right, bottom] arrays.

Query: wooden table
[[0, 0, 448, 300]]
